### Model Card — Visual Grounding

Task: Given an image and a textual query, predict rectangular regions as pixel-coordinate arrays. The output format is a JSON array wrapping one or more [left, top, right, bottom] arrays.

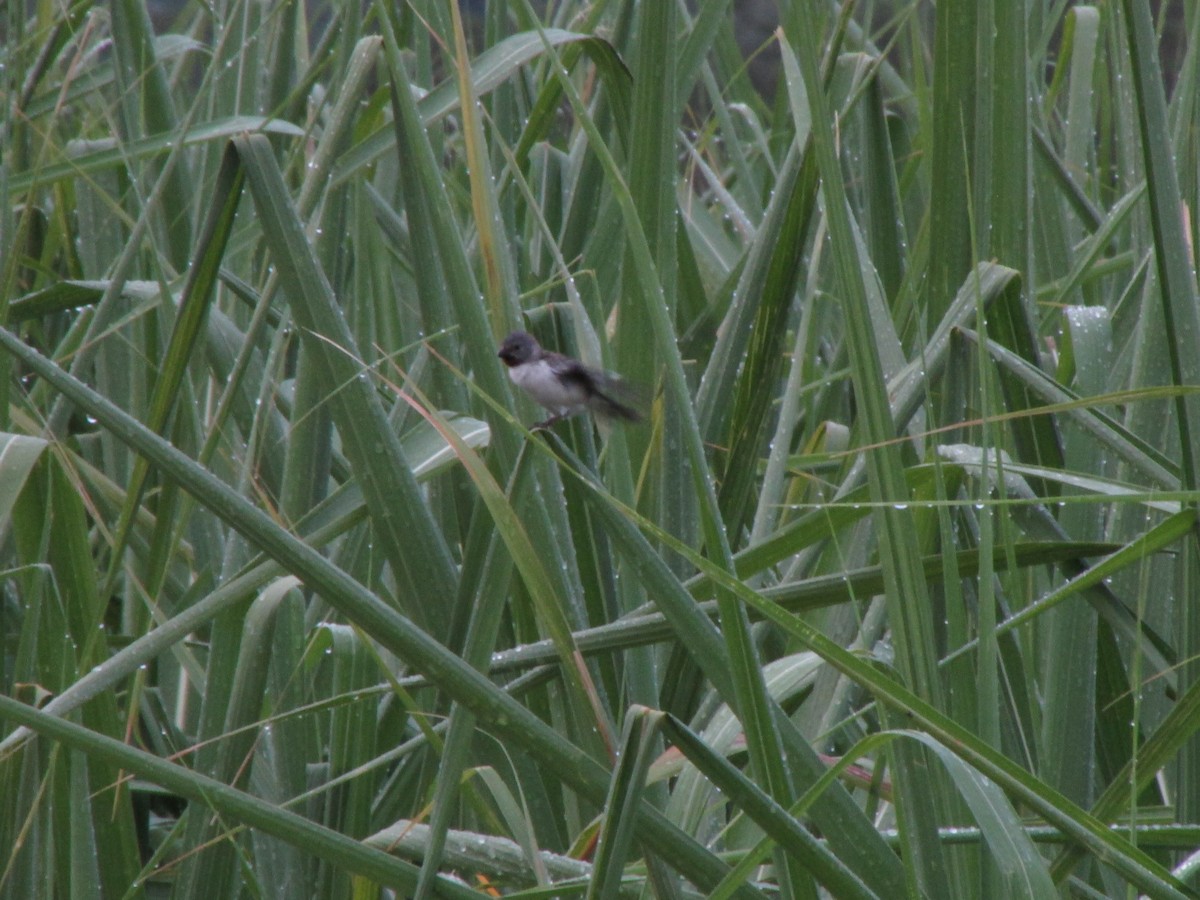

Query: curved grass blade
[[233, 134, 458, 637], [0, 694, 479, 898], [659, 713, 877, 900], [330, 29, 632, 187]]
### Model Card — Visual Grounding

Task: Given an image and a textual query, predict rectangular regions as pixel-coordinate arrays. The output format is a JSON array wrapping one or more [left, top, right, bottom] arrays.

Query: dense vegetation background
[[3, 0, 1200, 897]]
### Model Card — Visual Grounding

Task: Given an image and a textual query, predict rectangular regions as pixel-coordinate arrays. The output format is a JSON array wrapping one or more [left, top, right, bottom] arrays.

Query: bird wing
[[547, 352, 644, 422], [545, 353, 594, 387]]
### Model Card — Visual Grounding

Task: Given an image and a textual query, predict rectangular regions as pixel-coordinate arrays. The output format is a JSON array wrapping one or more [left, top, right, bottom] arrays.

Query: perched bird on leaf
[[497, 330, 643, 429]]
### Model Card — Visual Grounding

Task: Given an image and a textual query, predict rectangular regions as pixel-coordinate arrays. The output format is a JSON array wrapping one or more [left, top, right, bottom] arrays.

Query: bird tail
[[588, 376, 645, 422]]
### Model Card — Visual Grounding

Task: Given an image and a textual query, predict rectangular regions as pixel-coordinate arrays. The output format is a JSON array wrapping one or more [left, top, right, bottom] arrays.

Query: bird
[[497, 330, 643, 428]]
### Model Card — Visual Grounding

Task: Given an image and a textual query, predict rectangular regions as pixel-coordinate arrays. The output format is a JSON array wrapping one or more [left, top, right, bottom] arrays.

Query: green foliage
[[2, 1, 1200, 897]]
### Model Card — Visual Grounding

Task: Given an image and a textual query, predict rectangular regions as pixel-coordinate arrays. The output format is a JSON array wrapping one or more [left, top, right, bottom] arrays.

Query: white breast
[[509, 359, 587, 413]]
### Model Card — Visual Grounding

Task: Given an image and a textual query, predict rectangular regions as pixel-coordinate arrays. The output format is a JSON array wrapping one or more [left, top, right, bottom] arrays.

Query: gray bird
[[497, 330, 643, 428]]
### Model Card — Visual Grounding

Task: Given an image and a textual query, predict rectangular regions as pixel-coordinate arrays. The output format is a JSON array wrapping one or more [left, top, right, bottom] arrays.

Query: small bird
[[497, 330, 643, 428]]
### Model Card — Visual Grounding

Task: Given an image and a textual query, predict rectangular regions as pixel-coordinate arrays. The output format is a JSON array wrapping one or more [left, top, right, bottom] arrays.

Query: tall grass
[[2, 1, 1199, 897]]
